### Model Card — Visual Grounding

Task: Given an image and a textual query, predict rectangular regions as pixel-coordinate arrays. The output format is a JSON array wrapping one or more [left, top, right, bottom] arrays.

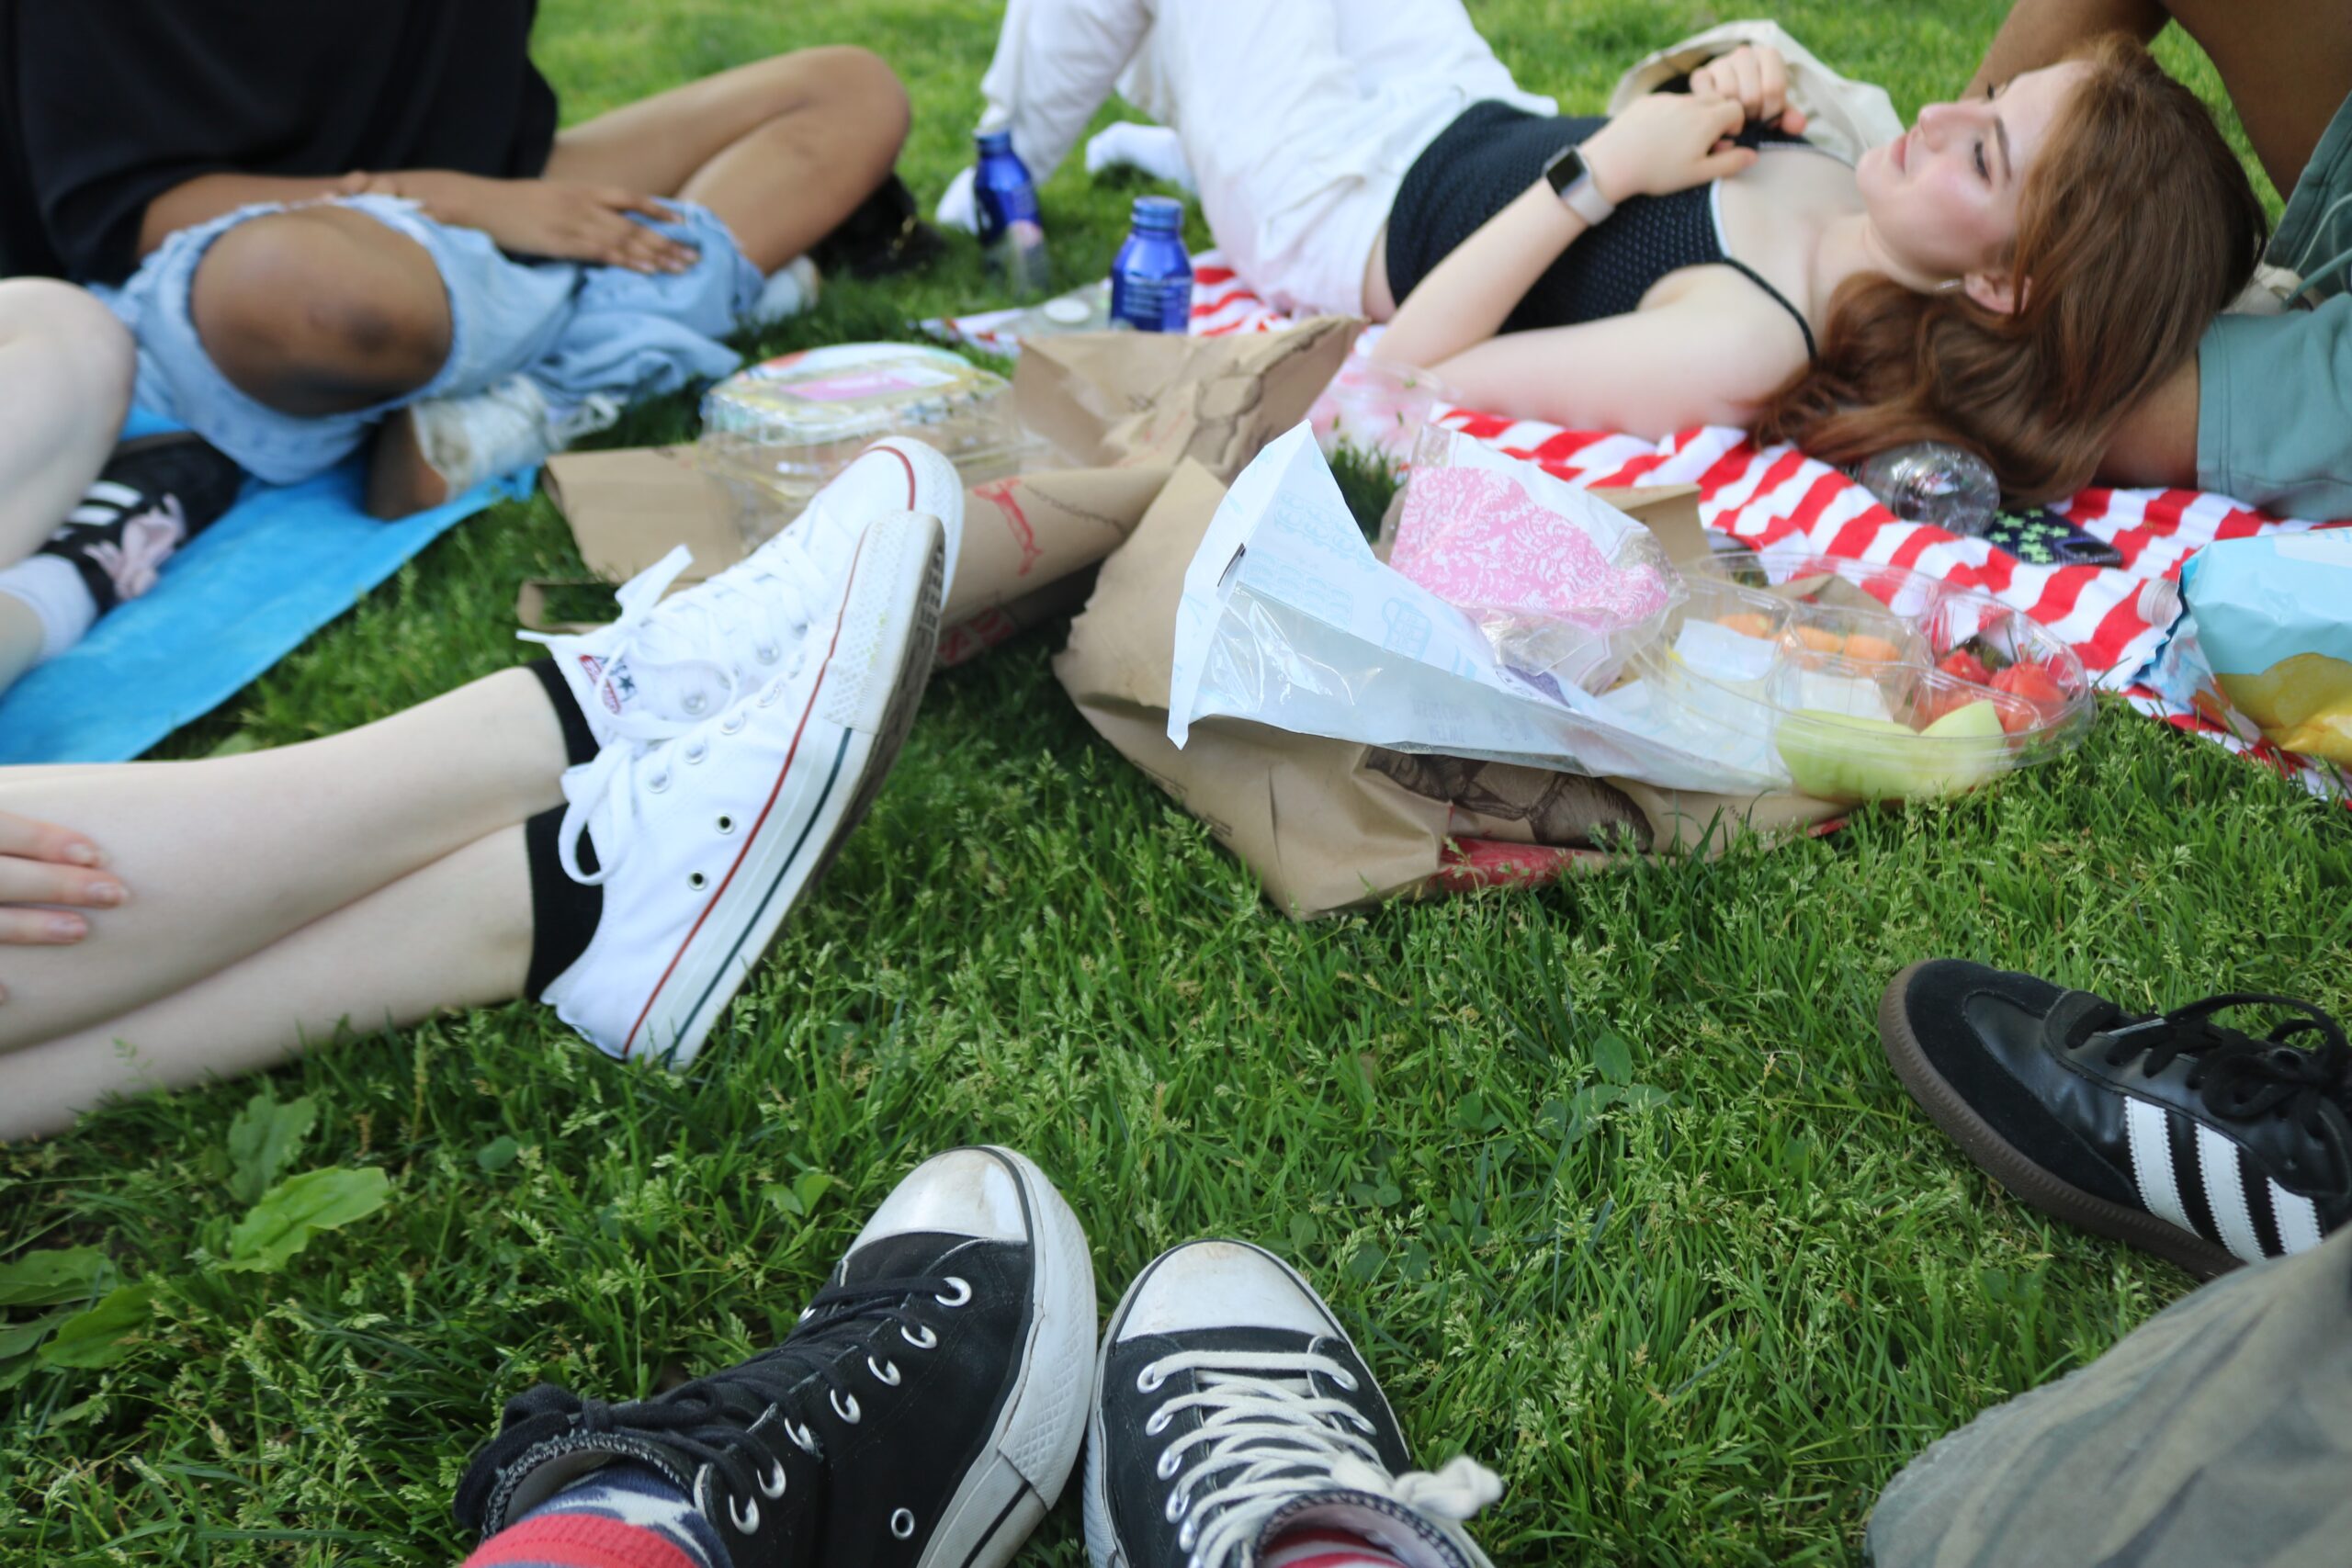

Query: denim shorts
[[96, 194, 761, 486]]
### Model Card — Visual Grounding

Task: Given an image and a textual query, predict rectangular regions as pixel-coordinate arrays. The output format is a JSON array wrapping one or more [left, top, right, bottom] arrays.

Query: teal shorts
[[2198, 89, 2352, 520]]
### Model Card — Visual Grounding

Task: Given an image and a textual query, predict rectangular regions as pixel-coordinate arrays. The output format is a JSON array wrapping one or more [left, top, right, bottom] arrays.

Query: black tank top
[[1385, 102, 1821, 358]]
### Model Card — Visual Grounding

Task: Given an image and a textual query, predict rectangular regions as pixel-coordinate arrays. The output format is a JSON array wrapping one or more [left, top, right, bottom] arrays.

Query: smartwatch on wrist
[[1544, 142, 1616, 227]]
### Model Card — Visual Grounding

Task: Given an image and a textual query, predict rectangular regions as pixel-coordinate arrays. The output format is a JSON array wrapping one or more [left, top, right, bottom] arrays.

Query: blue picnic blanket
[[0, 453, 522, 764]]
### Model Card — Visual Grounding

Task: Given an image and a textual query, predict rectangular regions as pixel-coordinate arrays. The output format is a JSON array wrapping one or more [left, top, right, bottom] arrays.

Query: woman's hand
[[1583, 94, 1758, 205], [1686, 44, 1811, 135], [0, 812, 122, 949], [364, 172, 698, 274]]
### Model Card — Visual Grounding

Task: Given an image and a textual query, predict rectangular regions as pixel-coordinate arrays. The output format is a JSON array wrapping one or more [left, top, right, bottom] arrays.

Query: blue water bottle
[[1109, 195, 1193, 333], [973, 130, 1050, 299]]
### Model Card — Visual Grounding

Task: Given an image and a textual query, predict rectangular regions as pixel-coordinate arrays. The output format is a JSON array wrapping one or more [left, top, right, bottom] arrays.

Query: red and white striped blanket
[[1187, 254, 2347, 801]]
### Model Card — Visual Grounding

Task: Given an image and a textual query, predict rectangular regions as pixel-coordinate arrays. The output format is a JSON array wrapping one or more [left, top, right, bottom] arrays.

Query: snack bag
[[2183, 533, 2352, 764]]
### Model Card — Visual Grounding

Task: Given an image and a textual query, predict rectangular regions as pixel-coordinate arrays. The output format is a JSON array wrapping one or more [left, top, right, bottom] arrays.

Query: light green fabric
[[2197, 91, 2352, 518], [1866, 1225, 2352, 1568]]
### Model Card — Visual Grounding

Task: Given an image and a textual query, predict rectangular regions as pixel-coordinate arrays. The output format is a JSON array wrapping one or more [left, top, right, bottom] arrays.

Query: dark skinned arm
[[137, 172, 374, 258], [1966, 0, 2169, 96]]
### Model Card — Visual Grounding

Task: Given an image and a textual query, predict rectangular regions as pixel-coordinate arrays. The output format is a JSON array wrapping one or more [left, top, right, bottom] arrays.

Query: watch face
[[1546, 146, 1589, 197]]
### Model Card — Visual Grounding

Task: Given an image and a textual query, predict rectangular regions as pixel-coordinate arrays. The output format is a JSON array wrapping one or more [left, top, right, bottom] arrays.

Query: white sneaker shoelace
[[1135, 1347, 1501, 1568]]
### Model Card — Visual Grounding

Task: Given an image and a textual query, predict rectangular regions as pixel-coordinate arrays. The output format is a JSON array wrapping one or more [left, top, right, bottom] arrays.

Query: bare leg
[[190, 206, 452, 419], [542, 48, 911, 274], [0, 827, 532, 1144], [2099, 354, 2202, 487], [0, 665, 567, 1048], [0, 281, 135, 688]]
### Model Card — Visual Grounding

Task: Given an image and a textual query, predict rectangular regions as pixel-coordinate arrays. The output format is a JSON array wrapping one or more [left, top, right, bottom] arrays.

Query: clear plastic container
[[1611, 549, 2095, 802], [695, 343, 1043, 544]]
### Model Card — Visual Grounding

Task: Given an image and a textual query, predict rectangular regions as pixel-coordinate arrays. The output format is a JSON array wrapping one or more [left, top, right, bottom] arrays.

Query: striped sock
[[460, 1463, 730, 1568], [1264, 1528, 1411, 1568]]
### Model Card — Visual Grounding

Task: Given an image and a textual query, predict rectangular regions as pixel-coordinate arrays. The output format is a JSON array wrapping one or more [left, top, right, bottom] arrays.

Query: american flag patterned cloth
[[1180, 253, 2352, 804]]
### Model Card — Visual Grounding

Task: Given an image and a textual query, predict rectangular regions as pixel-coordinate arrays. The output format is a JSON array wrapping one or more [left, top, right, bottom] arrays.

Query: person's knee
[[1, 279, 133, 404], [808, 45, 912, 161], [190, 211, 451, 415]]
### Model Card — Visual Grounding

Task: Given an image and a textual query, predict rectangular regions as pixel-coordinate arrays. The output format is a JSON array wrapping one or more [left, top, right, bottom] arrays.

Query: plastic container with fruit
[[1604, 549, 2094, 802]]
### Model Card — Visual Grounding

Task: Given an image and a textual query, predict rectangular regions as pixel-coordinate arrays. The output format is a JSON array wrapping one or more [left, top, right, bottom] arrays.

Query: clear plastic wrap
[[695, 343, 1043, 545], [1381, 424, 1684, 694]]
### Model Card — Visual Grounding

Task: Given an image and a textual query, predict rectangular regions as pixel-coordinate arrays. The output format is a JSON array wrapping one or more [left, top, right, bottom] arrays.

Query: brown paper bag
[[527, 321, 1362, 660], [1054, 463, 1842, 918]]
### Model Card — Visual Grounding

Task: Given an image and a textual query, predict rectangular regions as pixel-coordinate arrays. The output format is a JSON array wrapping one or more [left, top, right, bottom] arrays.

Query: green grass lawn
[[4, 2, 2342, 1563]]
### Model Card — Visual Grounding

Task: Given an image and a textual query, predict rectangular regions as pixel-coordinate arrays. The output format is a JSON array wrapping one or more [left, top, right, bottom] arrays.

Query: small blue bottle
[[1109, 196, 1193, 333], [973, 130, 1050, 299]]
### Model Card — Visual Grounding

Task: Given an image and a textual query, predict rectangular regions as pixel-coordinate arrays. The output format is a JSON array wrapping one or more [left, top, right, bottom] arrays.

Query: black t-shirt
[[1, 0, 559, 284]]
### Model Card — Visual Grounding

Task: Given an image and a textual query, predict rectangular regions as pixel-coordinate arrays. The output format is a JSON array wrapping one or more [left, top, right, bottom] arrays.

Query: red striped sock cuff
[[1263, 1526, 1411, 1568], [462, 1512, 706, 1568]]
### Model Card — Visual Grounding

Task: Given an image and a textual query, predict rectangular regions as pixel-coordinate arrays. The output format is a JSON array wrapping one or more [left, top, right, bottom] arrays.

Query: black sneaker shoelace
[[2086, 992, 2352, 1158], [458, 1269, 962, 1530]]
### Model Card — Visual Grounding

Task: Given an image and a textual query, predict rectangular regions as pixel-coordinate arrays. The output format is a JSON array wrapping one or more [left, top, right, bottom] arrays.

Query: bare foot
[[365, 409, 451, 520]]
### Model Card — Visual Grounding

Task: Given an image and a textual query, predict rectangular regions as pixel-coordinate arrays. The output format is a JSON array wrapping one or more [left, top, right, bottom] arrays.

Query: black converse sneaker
[[1085, 1240, 1503, 1568], [1881, 961, 2352, 1278], [455, 1146, 1099, 1565], [35, 434, 244, 612]]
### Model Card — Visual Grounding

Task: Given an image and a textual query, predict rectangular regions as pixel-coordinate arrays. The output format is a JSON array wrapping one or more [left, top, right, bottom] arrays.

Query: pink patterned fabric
[[1390, 466, 1671, 633]]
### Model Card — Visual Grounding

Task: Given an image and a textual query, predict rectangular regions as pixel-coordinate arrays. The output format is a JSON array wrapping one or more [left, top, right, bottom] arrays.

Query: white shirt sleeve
[[974, 0, 1157, 186]]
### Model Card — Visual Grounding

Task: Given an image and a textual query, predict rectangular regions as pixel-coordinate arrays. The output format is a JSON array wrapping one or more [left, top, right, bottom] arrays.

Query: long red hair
[[1754, 35, 2267, 502]]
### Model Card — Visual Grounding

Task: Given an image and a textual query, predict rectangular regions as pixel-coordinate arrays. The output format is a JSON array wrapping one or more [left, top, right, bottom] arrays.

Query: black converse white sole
[[626, 510, 946, 1063], [1080, 1240, 1359, 1568], [921, 1146, 1101, 1568]]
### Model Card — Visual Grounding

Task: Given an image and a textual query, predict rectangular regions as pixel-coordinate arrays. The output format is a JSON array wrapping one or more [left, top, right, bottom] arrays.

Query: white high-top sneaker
[[530, 436, 966, 747], [540, 506, 946, 1065]]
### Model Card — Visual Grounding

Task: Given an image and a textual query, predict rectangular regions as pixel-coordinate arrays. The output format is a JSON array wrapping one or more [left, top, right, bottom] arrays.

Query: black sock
[[523, 806, 603, 997], [527, 657, 601, 768]]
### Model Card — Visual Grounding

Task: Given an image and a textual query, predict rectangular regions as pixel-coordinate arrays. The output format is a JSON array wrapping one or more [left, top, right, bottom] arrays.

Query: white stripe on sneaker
[[2125, 1100, 2196, 1235], [2270, 1180, 2326, 1256], [2196, 1123, 2268, 1265], [81, 480, 143, 509]]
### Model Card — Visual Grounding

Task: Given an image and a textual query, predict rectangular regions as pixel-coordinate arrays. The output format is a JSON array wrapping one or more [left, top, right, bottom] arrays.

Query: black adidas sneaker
[[1881, 961, 2352, 1278], [455, 1146, 1098, 1566], [1085, 1239, 1502, 1568], [35, 434, 245, 613]]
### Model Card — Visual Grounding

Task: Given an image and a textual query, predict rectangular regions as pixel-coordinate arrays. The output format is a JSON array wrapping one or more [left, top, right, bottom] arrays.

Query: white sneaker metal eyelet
[[1164, 1489, 1187, 1523], [688, 872, 707, 891], [755, 642, 780, 665], [729, 1496, 761, 1533], [797, 1306, 814, 1322], [890, 1508, 917, 1540], [719, 712, 746, 736], [901, 1323, 937, 1350], [1156, 1448, 1182, 1480], [649, 772, 672, 793], [787, 1419, 819, 1453], [716, 814, 737, 835], [933, 1277, 972, 1308], [684, 740, 708, 764], [1332, 1369, 1358, 1392], [759, 1462, 787, 1499], [1145, 1409, 1172, 1436], [831, 1390, 862, 1423], [1136, 1362, 1166, 1393], [1179, 1518, 1200, 1551], [758, 680, 784, 706], [869, 1356, 900, 1386], [684, 692, 709, 717]]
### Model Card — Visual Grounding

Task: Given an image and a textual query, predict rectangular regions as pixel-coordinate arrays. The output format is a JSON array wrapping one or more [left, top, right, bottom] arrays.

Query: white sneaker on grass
[[540, 505, 946, 1065], [530, 436, 966, 748]]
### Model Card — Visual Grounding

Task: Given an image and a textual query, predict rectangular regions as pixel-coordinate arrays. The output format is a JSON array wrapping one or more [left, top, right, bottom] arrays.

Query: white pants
[[973, 0, 1552, 316]]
